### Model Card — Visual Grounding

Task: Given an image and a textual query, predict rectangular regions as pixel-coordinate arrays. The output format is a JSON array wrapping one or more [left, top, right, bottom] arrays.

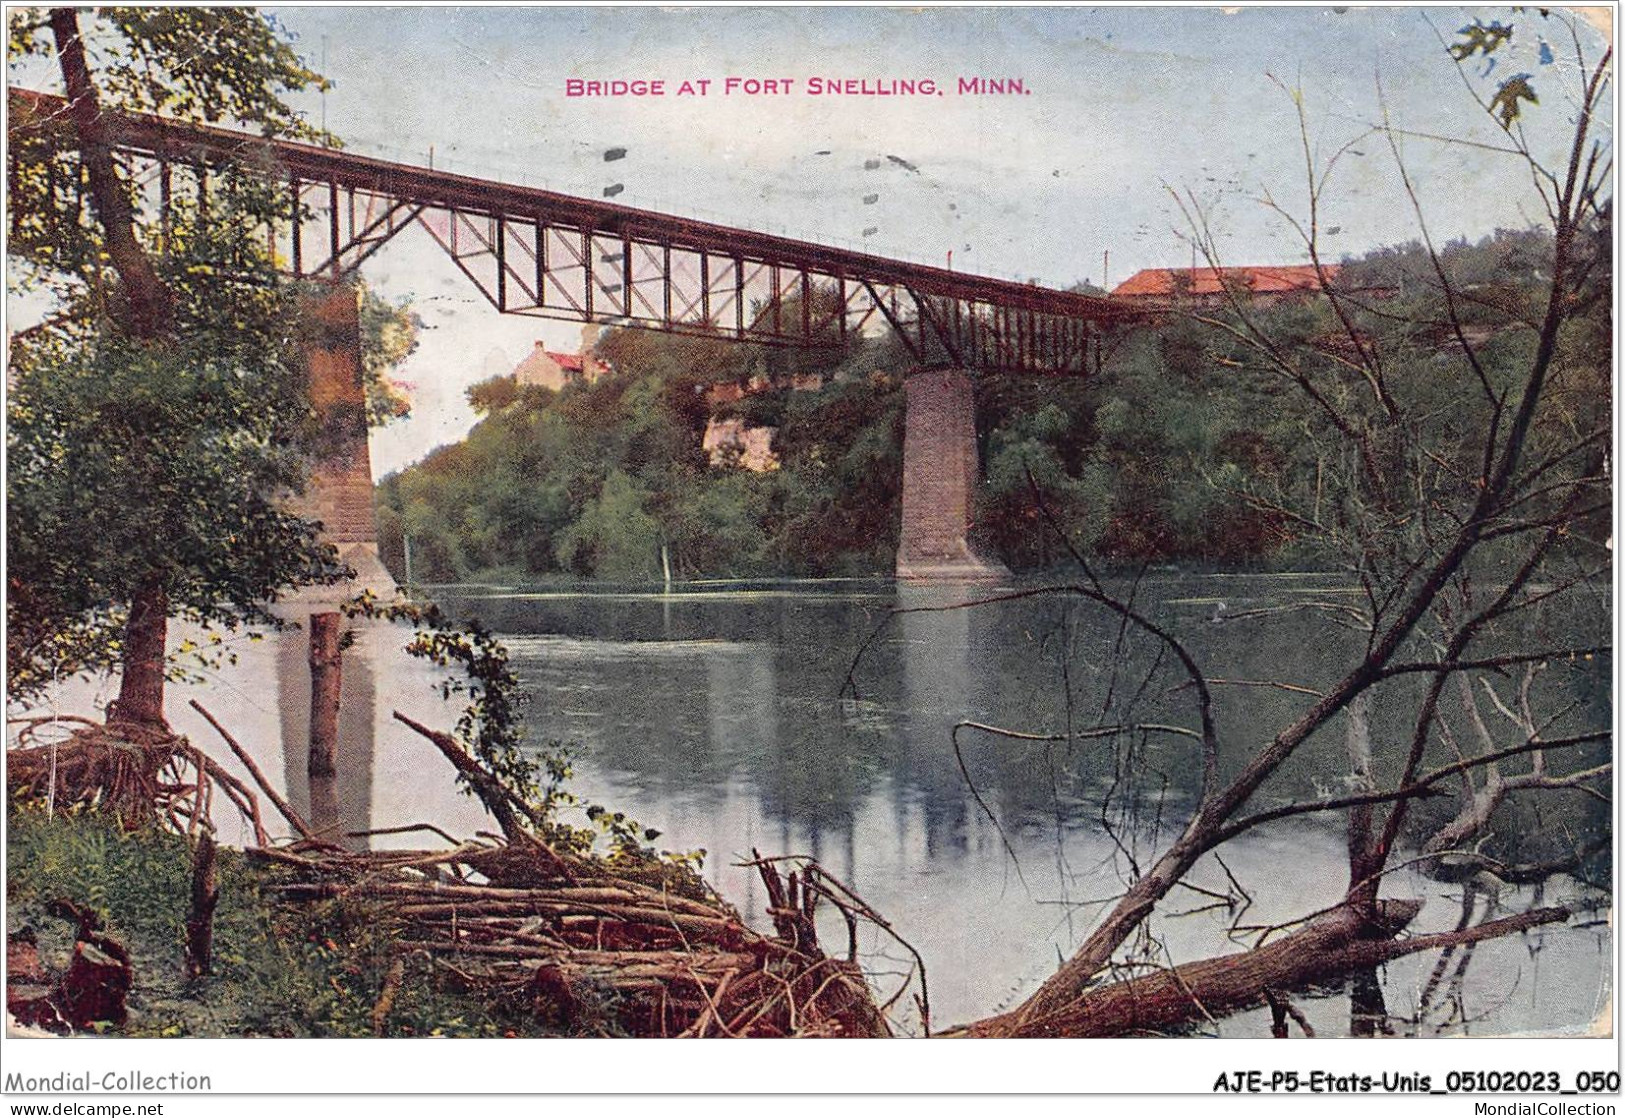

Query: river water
[[27, 572, 1612, 1037]]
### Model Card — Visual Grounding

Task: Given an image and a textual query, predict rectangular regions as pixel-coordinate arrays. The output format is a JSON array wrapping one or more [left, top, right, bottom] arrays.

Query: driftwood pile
[[5, 706, 893, 1038], [253, 836, 889, 1037]]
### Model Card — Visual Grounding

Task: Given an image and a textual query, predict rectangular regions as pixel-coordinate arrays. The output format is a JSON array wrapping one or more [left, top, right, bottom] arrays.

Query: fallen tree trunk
[[955, 899, 1569, 1037]]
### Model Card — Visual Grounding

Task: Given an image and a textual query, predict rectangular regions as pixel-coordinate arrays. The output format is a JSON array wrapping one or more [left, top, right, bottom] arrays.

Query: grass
[[6, 805, 563, 1037]]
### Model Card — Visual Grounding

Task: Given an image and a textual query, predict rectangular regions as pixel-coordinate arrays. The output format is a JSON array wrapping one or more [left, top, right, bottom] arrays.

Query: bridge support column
[[289, 284, 396, 596], [896, 367, 1009, 581]]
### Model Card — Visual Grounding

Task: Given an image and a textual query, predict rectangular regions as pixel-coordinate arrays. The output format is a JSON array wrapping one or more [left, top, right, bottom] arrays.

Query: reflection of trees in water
[[914, 581, 1610, 871], [425, 572, 1607, 1036], [1348, 966, 1393, 1037], [448, 578, 1607, 875], [1410, 883, 1489, 1035], [1336, 877, 1572, 1038]]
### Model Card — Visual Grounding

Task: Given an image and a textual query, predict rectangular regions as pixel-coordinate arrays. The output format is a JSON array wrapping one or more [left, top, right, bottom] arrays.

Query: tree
[[976, 325, 1293, 568], [358, 282, 420, 426], [7, 8, 343, 724], [555, 468, 662, 580], [377, 309, 912, 582], [940, 13, 1611, 1036]]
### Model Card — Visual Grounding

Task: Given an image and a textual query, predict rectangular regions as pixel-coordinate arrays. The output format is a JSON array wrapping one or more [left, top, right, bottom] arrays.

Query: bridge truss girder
[[15, 88, 1139, 376], [399, 202, 1110, 374]]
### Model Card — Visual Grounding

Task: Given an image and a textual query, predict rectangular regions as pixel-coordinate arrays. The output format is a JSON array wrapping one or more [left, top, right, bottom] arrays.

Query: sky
[[12, 5, 1615, 475]]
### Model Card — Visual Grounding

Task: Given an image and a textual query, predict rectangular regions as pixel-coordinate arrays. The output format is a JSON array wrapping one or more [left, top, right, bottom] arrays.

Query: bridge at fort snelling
[[13, 88, 1147, 581]]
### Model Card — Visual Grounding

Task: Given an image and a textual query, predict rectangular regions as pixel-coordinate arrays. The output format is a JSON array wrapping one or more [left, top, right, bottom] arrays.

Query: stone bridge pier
[[291, 309, 1007, 586], [896, 367, 1010, 582], [287, 284, 395, 597]]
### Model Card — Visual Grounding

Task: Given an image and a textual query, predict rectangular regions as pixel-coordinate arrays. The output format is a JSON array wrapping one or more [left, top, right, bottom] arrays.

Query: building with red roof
[[513, 325, 606, 390], [1112, 264, 1339, 303]]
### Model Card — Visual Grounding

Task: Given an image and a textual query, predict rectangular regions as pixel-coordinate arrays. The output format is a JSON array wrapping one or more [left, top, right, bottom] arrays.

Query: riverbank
[[8, 806, 534, 1037], [5, 714, 889, 1039]]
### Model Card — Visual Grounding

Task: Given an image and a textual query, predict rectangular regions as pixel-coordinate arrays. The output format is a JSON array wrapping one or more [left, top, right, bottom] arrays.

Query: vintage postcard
[[2, 1, 1616, 1106]]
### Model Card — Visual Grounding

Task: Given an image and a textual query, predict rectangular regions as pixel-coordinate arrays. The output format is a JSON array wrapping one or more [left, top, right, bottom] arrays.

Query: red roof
[[546, 351, 585, 373], [1112, 264, 1338, 298]]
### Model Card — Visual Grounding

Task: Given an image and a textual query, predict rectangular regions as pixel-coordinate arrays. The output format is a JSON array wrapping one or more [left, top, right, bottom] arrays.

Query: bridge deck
[[11, 87, 1141, 374]]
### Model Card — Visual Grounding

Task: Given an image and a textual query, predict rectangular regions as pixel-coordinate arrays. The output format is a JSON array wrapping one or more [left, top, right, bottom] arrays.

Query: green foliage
[[5, 600, 126, 702], [6, 9, 349, 702], [769, 371, 906, 573], [376, 233, 1606, 582], [11, 8, 329, 136], [977, 219, 1612, 571], [7, 8, 329, 301], [978, 315, 1286, 566], [378, 321, 906, 582], [343, 592, 539, 801], [7, 211, 346, 699], [467, 372, 524, 415], [340, 592, 710, 883], [5, 805, 545, 1037], [555, 469, 661, 579], [1221, 222, 1607, 588], [357, 283, 419, 426]]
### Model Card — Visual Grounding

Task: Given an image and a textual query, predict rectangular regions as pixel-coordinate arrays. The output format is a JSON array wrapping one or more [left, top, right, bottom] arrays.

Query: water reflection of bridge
[[210, 589, 992, 881]]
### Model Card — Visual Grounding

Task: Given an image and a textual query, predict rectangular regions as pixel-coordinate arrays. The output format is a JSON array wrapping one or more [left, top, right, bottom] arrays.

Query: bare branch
[[1211, 730, 1609, 846], [1377, 646, 1608, 680]]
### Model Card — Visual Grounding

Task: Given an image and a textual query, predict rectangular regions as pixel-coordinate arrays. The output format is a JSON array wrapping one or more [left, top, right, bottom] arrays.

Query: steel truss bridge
[[11, 88, 1140, 375]]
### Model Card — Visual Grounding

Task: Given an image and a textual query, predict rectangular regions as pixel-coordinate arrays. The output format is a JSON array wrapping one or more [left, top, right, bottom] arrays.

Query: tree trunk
[[1344, 691, 1383, 918], [53, 5, 177, 733], [956, 900, 1566, 1038], [112, 581, 169, 728], [48, 7, 174, 338], [185, 831, 219, 979]]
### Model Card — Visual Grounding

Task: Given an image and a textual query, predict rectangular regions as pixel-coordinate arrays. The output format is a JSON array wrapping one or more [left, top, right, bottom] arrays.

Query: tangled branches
[[6, 704, 894, 1038], [7, 715, 265, 841], [256, 834, 889, 1038]]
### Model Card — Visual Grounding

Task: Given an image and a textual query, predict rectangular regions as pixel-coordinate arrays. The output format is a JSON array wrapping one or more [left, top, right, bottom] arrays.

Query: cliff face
[[701, 416, 778, 471]]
